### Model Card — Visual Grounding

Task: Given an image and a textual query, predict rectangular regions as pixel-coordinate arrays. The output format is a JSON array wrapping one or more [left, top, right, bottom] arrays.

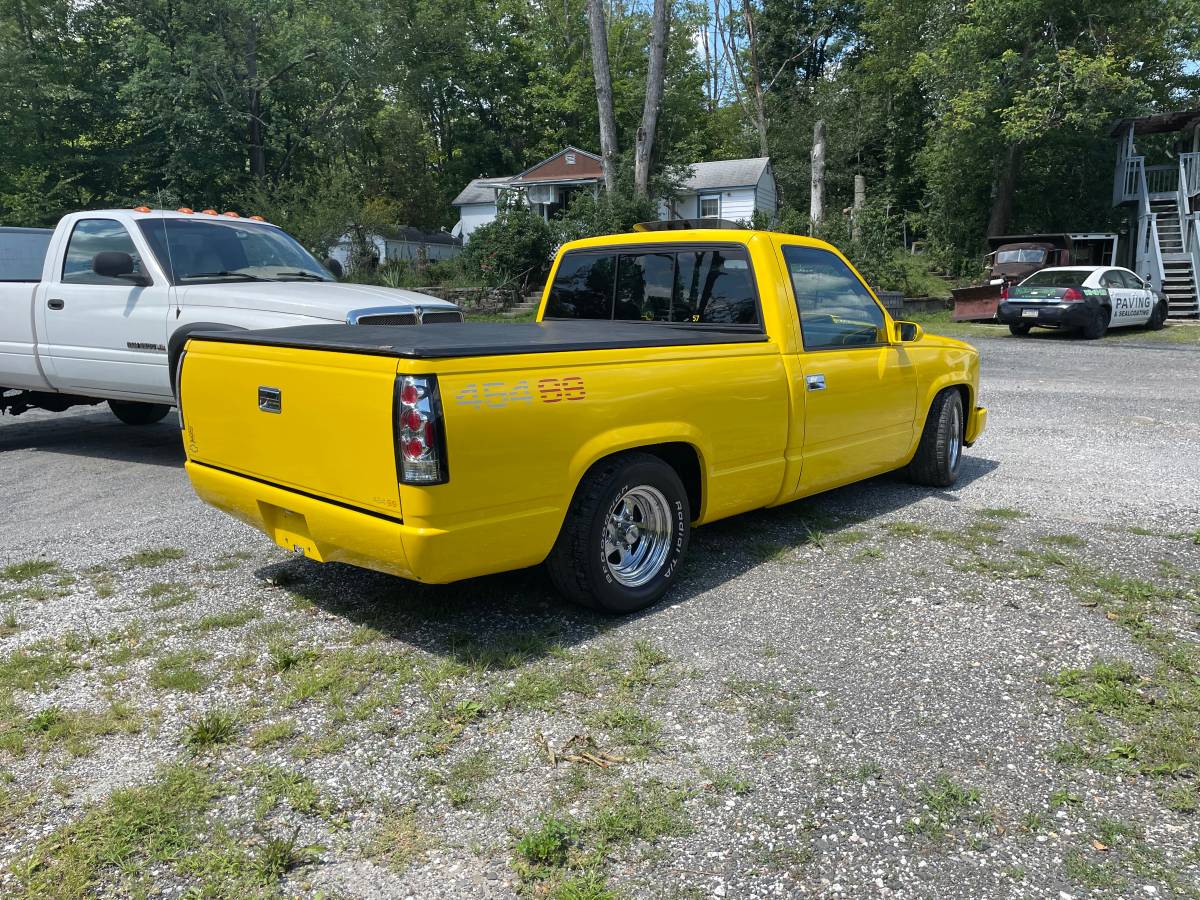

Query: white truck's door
[[38, 217, 173, 399]]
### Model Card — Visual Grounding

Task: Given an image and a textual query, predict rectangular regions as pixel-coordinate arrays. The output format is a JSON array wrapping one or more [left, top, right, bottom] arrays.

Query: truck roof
[[60, 208, 278, 225], [558, 227, 835, 254], [190, 320, 768, 360]]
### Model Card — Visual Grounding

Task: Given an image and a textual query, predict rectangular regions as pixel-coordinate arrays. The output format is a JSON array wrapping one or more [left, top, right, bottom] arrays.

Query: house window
[[699, 194, 721, 218], [565, 152, 576, 165]]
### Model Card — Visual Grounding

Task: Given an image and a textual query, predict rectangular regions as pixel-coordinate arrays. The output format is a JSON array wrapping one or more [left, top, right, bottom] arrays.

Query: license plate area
[[1021, 308, 1039, 318], [258, 501, 324, 561]]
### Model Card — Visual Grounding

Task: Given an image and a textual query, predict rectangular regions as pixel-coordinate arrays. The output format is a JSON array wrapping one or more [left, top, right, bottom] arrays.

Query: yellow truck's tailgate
[[179, 339, 402, 518]]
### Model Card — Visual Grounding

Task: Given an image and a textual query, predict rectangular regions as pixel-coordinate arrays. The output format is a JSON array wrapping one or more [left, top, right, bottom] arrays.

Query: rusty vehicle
[[951, 233, 1119, 321]]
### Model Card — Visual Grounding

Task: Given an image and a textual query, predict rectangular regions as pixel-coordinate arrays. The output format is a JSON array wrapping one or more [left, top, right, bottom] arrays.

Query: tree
[[586, 0, 619, 191], [634, 0, 670, 196]]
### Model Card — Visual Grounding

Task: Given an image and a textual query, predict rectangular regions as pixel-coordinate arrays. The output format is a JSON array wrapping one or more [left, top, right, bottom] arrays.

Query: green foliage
[[552, 190, 660, 245], [462, 198, 555, 287]]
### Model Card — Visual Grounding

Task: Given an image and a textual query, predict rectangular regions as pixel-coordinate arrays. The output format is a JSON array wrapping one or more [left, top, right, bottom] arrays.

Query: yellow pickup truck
[[178, 226, 986, 612]]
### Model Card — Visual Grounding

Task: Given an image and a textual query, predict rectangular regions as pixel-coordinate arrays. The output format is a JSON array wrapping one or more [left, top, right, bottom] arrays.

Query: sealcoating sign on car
[[996, 265, 1168, 339]]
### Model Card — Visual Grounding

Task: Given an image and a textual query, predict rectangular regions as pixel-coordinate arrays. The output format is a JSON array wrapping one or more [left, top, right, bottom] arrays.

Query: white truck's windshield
[[137, 218, 333, 284]]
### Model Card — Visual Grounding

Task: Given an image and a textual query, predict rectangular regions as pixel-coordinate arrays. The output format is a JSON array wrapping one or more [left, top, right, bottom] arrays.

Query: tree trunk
[[852, 174, 865, 241], [586, 0, 618, 193], [987, 142, 1023, 237], [810, 119, 826, 231], [246, 23, 265, 180], [634, 0, 670, 197], [742, 0, 768, 158]]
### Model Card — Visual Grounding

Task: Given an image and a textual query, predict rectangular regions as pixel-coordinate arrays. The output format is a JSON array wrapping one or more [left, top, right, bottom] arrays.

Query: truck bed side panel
[[0, 283, 51, 391]]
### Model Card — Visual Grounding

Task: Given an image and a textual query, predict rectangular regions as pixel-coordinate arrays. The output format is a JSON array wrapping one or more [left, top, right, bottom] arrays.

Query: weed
[[517, 816, 578, 867], [853, 546, 884, 561], [252, 826, 320, 881], [0, 560, 57, 582], [549, 871, 616, 900], [1065, 850, 1124, 890], [904, 775, 982, 841], [978, 507, 1024, 520], [192, 605, 260, 632], [490, 670, 566, 711], [185, 709, 237, 749], [249, 719, 298, 749], [586, 705, 662, 752], [1, 608, 19, 638], [267, 641, 315, 674], [144, 583, 195, 611], [589, 780, 691, 848], [855, 760, 884, 782], [252, 765, 322, 817], [1163, 783, 1197, 814], [702, 766, 753, 795], [1041, 533, 1087, 549], [884, 522, 926, 538], [426, 750, 495, 806], [121, 547, 187, 569], [149, 650, 209, 692], [366, 807, 429, 872]]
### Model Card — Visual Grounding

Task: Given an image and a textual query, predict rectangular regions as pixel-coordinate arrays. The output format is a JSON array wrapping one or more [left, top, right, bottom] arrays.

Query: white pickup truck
[[0, 208, 462, 424]]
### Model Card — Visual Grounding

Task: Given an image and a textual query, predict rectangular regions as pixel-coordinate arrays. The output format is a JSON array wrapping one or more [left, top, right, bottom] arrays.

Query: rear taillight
[[1061, 288, 1084, 301], [1000, 281, 1009, 300], [394, 375, 448, 485]]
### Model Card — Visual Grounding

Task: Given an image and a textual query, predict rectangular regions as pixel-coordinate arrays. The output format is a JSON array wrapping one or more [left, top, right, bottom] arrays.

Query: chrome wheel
[[603, 485, 674, 588], [948, 401, 962, 471]]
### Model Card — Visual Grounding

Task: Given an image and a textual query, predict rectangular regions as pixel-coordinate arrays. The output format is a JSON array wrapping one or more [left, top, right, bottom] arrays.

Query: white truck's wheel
[[547, 452, 690, 613], [108, 400, 170, 426]]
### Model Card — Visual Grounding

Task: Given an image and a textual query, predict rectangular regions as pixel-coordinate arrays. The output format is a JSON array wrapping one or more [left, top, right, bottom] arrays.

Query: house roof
[[510, 146, 603, 185], [680, 157, 771, 192], [452, 176, 510, 206]]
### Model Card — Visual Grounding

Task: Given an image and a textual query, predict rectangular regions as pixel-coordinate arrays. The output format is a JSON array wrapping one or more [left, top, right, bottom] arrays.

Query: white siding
[[457, 203, 497, 243], [716, 187, 757, 222]]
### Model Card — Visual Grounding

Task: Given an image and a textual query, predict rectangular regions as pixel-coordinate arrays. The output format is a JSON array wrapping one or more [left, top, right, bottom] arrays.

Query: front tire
[[1147, 299, 1168, 331], [546, 452, 690, 613], [907, 389, 964, 488], [1008, 323, 1032, 336], [108, 400, 171, 426]]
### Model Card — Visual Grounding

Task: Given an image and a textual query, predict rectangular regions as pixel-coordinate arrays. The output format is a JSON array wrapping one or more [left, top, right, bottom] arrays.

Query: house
[[451, 148, 778, 243], [1111, 107, 1200, 317]]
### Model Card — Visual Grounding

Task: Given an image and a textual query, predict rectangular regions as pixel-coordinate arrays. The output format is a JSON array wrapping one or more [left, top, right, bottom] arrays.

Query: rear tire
[[1008, 323, 1032, 336], [907, 389, 964, 488], [108, 400, 170, 426], [1080, 308, 1108, 340], [1147, 299, 1168, 331], [546, 452, 690, 614]]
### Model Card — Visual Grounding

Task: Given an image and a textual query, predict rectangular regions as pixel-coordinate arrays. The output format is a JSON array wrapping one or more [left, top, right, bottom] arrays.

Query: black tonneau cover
[[190, 321, 769, 360]]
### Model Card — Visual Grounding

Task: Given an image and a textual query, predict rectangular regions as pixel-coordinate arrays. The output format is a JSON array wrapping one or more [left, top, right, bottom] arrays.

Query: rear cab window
[[544, 244, 761, 328]]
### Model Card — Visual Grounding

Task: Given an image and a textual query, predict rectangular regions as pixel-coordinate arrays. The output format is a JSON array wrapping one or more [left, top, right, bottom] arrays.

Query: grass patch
[[425, 749, 495, 806], [883, 521, 926, 538], [365, 807, 430, 873], [0, 645, 74, 694], [251, 764, 322, 818], [248, 719, 298, 750], [191, 605, 260, 632], [121, 547, 187, 569], [1040, 533, 1087, 549], [585, 705, 662, 754], [0, 560, 57, 582], [2, 700, 140, 758], [977, 507, 1024, 520], [143, 582, 195, 611], [149, 650, 209, 693], [1, 608, 20, 638]]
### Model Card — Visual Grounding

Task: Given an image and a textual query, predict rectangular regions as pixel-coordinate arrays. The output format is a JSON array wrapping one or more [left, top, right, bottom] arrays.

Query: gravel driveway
[[1, 333, 1197, 899]]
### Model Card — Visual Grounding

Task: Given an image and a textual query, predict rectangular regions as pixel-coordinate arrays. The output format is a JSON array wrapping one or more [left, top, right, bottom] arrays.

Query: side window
[[783, 245, 885, 349], [544, 253, 615, 319], [62, 219, 144, 286], [1100, 270, 1122, 289], [1117, 270, 1142, 290], [674, 249, 758, 325], [614, 252, 673, 321]]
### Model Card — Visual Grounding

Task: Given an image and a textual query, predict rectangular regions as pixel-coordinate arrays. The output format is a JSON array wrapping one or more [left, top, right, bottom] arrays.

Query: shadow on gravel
[[0, 409, 184, 467], [253, 455, 1003, 661]]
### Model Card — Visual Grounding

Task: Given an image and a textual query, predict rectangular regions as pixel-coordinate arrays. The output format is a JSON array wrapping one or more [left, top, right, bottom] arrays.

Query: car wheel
[[1147, 299, 1168, 331], [108, 400, 171, 426], [546, 452, 690, 613], [1080, 308, 1108, 340], [1008, 323, 1032, 336], [907, 389, 964, 488]]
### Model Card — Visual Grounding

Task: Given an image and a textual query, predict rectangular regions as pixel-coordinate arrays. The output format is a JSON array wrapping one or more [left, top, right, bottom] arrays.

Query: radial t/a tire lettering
[[546, 452, 690, 614]]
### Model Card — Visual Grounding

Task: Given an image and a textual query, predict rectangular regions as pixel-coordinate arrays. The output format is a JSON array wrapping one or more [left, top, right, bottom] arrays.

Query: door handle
[[806, 374, 826, 391], [47, 298, 65, 310]]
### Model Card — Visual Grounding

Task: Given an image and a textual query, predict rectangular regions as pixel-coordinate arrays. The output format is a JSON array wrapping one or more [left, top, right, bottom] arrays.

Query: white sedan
[[996, 265, 1168, 339]]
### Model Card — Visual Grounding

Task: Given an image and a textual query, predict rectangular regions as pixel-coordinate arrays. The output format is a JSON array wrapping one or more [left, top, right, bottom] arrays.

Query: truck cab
[[0, 209, 462, 422]]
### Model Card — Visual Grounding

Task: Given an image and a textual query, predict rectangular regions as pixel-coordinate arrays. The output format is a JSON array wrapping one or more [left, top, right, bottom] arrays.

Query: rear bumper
[[185, 461, 558, 584], [997, 300, 1095, 329], [965, 405, 987, 446]]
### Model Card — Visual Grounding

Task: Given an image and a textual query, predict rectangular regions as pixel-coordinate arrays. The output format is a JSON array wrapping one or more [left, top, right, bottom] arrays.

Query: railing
[[1144, 164, 1179, 195], [1182, 152, 1200, 197], [1118, 156, 1144, 203], [1135, 166, 1166, 289]]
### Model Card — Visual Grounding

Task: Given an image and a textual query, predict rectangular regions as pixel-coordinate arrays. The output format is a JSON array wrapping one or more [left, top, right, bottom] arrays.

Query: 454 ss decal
[[455, 376, 586, 408]]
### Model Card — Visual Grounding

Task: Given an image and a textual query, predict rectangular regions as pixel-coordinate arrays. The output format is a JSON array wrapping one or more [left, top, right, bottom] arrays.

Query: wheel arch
[[567, 433, 708, 524]]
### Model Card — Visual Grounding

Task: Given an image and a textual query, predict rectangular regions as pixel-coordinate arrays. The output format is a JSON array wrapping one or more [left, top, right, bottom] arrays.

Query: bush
[[551, 191, 659, 246], [462, 197, 554, 288], [774, 200, 905, 293]]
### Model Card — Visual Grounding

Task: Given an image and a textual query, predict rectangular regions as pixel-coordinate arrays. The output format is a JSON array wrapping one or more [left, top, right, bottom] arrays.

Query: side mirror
[[93, 251, 148, 285], [894, 320, 924, 343], [324, 257, 344, 279]]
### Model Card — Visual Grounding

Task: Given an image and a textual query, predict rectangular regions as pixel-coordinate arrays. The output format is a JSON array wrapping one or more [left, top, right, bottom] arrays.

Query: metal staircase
[[1113, 125, 1200, 317]]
